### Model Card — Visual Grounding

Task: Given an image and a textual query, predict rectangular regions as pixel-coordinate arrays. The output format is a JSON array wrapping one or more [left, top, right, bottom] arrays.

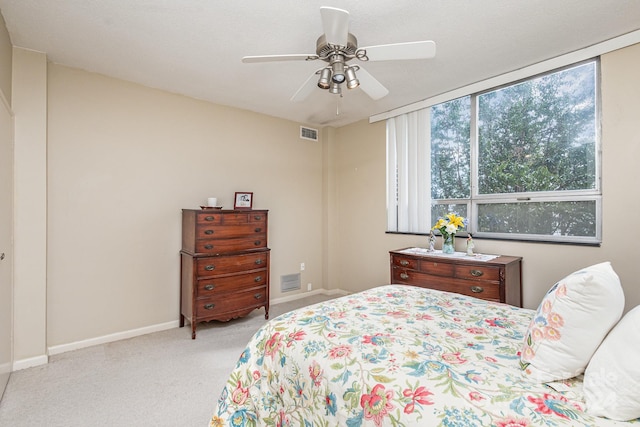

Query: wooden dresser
[[180, 209, 270, 339], [390, 247, 522, 307]]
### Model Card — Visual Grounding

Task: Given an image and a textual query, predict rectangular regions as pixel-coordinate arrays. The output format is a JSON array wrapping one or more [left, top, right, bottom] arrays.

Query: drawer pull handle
[[204, 230, 214, 235], [470, 269, 483, 277], [400, 273, 409, 280], [254, 240, 262, 246], [204, 284, 215, 291], [254, 293, 263, 300], [399, 260, 409, 266], [254, 276, 262, 282], [254, 227, 262, 232], [205, 216, 215, 221], [255, 259, 263, 265], [205, 265, 215, 271], [254, 215, 262, 220], [204, 303, 215, 310], [204, 244, 213, 250], [470, 286, 484, 293]]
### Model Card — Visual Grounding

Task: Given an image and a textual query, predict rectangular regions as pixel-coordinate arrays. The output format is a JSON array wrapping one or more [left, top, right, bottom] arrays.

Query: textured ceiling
[[1, 0, 640, 127]]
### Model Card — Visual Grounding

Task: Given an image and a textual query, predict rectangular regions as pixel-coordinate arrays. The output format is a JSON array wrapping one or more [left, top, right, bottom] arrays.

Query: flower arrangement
[[432, 213, 465, 253]]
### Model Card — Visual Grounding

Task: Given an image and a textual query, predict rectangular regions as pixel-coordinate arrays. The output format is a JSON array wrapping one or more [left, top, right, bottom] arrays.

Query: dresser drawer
[[196, 286, 267, 317], [197, 270, 268, 297], [196, 253, 268, 276], [194, 235, 267, 254], [391, 256, 419, 269], [419, 260, 455, 277], [454, 264, 500, 282], [196, 211, 267, 226], [196, 254, 267, 277], [196, 223, 266, 239], [392, 268, 500, 301]]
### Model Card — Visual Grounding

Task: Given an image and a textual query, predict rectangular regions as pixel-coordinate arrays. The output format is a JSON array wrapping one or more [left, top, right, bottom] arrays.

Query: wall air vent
[[281, 273, 301, 292], [300, 126, 318, 141]]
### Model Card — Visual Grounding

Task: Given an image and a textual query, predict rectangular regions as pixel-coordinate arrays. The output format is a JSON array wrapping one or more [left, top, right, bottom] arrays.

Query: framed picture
[[234, 192, 253, 210]]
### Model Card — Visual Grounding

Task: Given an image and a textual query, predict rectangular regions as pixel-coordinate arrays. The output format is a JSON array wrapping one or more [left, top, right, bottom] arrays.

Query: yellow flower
[[432, 218, 446, 230], [446, 213, 465, 228]]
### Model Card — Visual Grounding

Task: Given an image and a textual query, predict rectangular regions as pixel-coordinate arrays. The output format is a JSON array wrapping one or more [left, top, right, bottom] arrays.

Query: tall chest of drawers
[[180, 209, 270, 339], [390, 248, 522, 307]]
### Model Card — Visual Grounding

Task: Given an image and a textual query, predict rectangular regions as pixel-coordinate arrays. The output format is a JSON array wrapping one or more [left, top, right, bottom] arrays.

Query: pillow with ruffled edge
[[519, 262, 625, 383], [583, 305, 640, 421]]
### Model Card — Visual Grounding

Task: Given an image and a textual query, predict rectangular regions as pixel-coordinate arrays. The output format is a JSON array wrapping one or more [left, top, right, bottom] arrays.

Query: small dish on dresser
[[200, 206, 223, 210]]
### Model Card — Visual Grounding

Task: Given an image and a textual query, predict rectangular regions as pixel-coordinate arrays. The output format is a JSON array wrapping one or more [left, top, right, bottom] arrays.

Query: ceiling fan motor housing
[[316, 33, 358, 60]]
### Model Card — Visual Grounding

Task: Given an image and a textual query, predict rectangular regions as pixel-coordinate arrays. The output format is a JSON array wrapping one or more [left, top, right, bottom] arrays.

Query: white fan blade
[[358, 40, 436, 61], [242, 54, 318, 63], [320, 6, 349, 46], [355, 66, 389, 100], [290, 70, 322, 102]]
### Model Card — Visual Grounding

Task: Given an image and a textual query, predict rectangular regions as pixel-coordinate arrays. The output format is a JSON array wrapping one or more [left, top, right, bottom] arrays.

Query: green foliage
[[430, 62, 598, 237], [430, 96, 471, 199], [431, 63, 596, 199], [477, 63, 596, 194]]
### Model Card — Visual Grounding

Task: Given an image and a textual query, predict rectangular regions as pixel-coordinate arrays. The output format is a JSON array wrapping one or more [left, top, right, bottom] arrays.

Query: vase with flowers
[[432, 213, 465, 254]]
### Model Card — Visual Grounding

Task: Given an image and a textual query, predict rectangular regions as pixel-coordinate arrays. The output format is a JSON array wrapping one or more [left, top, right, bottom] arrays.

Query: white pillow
[[520, 262, 625, 383], [584, 305, 640, 421]]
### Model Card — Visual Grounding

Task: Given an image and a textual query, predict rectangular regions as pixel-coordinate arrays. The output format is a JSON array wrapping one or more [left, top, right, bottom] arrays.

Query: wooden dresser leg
[[179, 314, 185, 328]]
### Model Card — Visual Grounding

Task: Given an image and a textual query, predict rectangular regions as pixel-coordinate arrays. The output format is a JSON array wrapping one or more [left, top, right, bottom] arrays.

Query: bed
[[210, 284, 638, 426]]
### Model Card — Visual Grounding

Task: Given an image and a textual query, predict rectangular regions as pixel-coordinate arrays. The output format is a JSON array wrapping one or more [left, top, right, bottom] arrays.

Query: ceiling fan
[[242, 6, 436, 102]]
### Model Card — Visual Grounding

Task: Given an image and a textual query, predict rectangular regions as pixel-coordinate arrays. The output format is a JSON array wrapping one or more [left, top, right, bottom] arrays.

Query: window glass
[[430, 96, 471, 199], [477, 201, 597, 237], [477, 62, 597, 195], [431, 203, 468, 226]]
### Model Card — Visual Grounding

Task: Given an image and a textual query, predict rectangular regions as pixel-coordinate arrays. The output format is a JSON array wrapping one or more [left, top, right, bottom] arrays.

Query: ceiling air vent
[[300, 126, 318, 141]]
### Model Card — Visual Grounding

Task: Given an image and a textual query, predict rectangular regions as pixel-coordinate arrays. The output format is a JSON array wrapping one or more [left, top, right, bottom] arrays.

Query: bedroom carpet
[[0, 293, 335, 427]]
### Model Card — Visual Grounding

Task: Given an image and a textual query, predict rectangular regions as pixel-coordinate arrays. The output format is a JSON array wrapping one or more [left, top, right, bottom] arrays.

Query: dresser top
[[390, 247, 521, 266], [182, 208, 268, 213]]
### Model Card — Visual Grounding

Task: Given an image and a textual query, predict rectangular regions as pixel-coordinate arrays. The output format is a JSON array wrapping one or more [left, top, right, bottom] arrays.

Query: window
[[388, 59, 601, 244]]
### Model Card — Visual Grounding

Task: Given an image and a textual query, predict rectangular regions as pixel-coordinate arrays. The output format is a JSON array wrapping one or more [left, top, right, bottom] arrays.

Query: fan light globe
[[331, 58, 346, 83], [317, 68, 332, 89], [345, 67, 359, 89]]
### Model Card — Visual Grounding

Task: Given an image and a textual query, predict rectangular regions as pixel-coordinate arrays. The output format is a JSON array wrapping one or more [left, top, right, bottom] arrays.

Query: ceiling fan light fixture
[[345, 66, 359, 89], [329, 81, 342, 95], [317, 68, 332, 89], [330, 56, 346, 84]]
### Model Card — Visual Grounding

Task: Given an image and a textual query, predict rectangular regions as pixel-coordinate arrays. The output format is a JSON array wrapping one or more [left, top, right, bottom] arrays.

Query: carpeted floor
[[0, 293, 335, 426]]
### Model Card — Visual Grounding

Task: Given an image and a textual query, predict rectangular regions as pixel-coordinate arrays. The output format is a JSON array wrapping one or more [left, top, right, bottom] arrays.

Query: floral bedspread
[[211, 285, 637, 427]]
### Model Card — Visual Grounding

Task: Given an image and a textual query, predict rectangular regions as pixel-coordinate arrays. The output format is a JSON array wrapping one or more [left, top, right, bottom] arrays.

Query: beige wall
[[45, 64, 325, 347], [331, 43, 640, 313], [12, 48, 47, 364], [0, 12, 11, 103], [0, 26, 13, 394]]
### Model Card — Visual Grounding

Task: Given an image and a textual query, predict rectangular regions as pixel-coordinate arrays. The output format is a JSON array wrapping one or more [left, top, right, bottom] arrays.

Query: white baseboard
[[47, 320, 180, 357], [270, 287, 349, 305], [13, 354, 49, 371], [13, 289, 347, 371]]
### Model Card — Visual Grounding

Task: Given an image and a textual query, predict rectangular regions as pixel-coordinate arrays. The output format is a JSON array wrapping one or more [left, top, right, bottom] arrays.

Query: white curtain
[[386, 108, 431, 233]]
